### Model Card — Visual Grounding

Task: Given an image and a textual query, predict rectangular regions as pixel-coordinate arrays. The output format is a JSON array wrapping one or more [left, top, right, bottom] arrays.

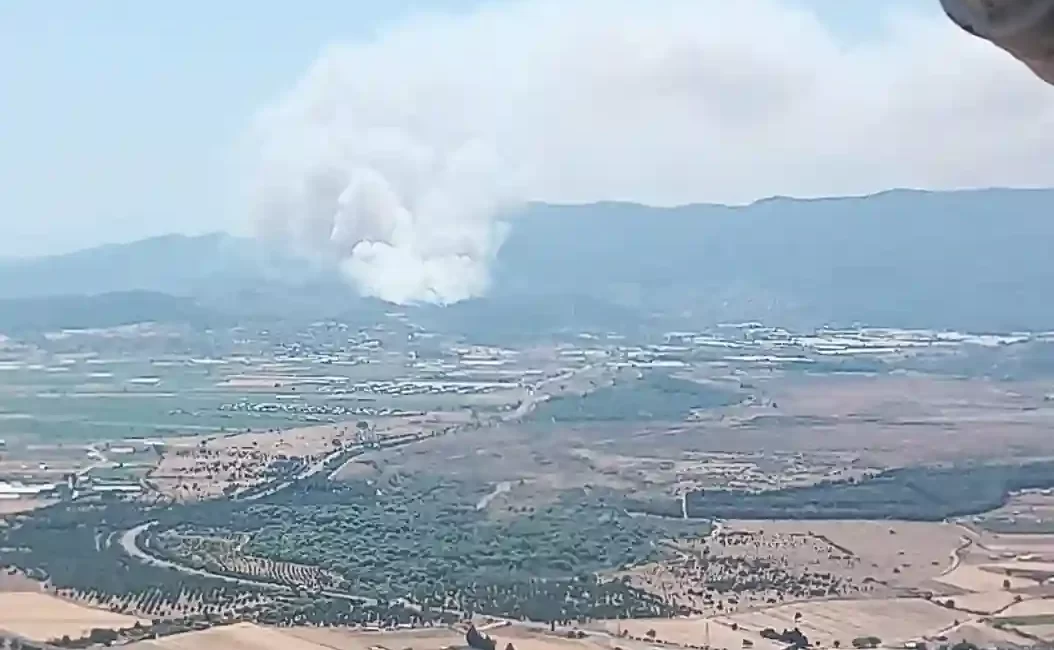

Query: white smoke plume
[[243, 0, 1054, 305]]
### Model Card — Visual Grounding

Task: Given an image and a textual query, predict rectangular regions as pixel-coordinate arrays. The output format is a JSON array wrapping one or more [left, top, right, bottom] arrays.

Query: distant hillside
[[2, 188, 1053, 331], [0, 291, 215, 334], [496, 188, 1054, 331], [0, 233, 317, 300]]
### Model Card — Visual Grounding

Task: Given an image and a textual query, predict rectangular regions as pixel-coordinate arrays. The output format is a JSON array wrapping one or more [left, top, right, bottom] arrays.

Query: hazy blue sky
[[2, 1, 480, 257], [0, 0, 1045, 259]]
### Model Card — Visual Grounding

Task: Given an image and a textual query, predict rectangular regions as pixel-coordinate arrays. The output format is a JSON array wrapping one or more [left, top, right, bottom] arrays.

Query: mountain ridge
[[3, 187, 1053, 333], [5, 185, 1045, 265]]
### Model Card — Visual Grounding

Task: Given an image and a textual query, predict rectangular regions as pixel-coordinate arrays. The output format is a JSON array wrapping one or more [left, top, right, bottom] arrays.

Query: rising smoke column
[[241, 14, 525, 305], [242, 51, 516, 305], [242, 0, 1054, 305]]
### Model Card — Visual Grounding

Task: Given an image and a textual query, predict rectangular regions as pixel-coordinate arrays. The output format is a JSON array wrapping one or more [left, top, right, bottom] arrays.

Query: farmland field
[[618, 519, 967, 617], [6, 319, 1054, 647], [597, 616, 784, 650], [601, 599, 966, 650], [126, 623, 631, 650], [125, 623, 332, 650], [721, 598, 961, 647], [975, 491, 1054, 534], [0, 591, 145, 642], [993, 598, 1054, 618]]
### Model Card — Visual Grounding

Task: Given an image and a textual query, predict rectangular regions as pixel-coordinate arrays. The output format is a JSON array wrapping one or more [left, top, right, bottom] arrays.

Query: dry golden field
[[127, 623, 632, 650], [620, 520, 966, 616], [0, 591, 145, 642]]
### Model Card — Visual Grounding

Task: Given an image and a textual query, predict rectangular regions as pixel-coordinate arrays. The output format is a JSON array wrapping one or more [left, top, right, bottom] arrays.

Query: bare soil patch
[[995, 597, 1054, 618], [290, 626, 621, 650], [934, 563, 1037, 593], [603, 598, 964, 650], [733, 520, 965, 588], [0, 498, 55, 515], [132, 623, 621, 650], [1010, 622, 1054, 642], [939, 621, 1033, 648], [720, 598, 961, 648], [976, 490, 1054, 534], [975, 528, 1054, 554], [934, 528, 1054, 594], [0, 568, 44, 593], [597, 617, 783, 650], [0, 591, 144, 642], [494, 626, 626, 650], [281, 627, 467, 650], [620, 520, 963, 616], [943, 590, 1018, 614], [151, 413, 463, 500], [127, 623, 325, 650]]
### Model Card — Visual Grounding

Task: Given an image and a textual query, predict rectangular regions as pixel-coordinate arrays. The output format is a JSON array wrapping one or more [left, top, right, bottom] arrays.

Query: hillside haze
[[496, 188, 1054, 331], [2, 188, 1052, 333]]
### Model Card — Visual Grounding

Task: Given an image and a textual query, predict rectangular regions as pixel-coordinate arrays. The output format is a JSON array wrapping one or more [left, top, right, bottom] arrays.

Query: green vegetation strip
[[530, 373, 741, 423], [0, 472, 708, 625], [625, 461, 1054, 521], [990, 614, 1054, 626]]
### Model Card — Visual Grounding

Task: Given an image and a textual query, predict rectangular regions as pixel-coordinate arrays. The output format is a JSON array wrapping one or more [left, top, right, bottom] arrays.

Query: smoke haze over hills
[[241, 0, 1054, 305], [4, 190, 1054, 334]]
